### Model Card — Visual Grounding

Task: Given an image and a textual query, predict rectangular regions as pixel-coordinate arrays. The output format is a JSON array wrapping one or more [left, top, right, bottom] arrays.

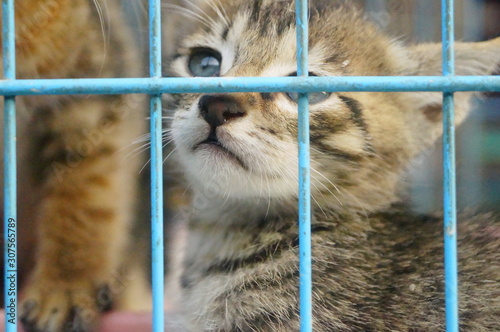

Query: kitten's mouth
[[193, 133, 248, 170]]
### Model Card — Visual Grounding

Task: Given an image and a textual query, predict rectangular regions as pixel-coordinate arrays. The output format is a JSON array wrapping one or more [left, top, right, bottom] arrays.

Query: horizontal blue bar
[[0, 76, 499, 96]]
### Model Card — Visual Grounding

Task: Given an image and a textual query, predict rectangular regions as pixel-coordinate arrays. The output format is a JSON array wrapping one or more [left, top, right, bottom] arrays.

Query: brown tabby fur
[[167, 0, 500, 331], [1, 1, 148, 331]]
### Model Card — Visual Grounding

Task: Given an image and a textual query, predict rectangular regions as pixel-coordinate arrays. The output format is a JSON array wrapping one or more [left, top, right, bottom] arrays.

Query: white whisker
[[163, 147, 178, 163], [163, 3, 212, 30], [204, 0, 229, 27], [91, 0, 109, 77], [183, 0, 219, 28]]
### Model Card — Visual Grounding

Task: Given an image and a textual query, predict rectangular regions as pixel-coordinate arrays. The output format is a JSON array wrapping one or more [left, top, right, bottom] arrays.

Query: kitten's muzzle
[[199, 94, 247, 130], [194, 94, 249, 170]]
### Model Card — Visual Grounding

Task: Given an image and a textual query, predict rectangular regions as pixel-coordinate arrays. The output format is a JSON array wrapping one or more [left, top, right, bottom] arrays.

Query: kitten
[[0, 1, 148, 331], [167, 0, 500, 331]]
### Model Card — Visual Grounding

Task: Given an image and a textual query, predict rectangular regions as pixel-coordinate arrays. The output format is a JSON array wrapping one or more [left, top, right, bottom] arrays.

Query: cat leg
[[19, 95, 144, 332]]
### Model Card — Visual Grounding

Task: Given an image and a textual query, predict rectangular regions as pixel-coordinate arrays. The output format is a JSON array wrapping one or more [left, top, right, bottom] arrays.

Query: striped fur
[[0, 1, 148, 331], [168, 0, 500, 331]]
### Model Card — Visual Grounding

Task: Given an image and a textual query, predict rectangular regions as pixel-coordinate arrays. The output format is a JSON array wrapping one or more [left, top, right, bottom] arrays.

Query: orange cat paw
[[19, 281, 112, 332]]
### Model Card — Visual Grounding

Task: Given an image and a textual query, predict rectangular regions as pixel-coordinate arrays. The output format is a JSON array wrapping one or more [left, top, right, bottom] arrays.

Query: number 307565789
[[7, 218, 16, 266]]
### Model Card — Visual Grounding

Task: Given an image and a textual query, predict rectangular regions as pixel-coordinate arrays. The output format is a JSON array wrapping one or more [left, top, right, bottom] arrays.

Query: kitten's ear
[[407, 37, 500, 77], [402, 37, 500, 145]]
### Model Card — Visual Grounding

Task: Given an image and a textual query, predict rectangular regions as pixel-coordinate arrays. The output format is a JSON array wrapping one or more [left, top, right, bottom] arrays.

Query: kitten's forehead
[[178, 0, 395, 76]]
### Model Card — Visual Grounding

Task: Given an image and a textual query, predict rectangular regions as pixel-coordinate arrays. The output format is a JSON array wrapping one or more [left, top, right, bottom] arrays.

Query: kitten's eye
[[188, 48, 221, 77], [285, 91, 331, 104]]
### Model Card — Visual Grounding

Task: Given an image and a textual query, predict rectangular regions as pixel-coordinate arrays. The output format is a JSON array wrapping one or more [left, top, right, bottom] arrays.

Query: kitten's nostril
[[223, 111, 245, 122], [199, 95, 246, 129]]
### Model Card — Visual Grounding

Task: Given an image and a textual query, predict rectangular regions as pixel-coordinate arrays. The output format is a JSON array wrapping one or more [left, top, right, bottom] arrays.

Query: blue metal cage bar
[[149, 0, 164, 331], [441, 1, 459, 331], [295, 0, 312, 330], [2, 0, 499, 331], [0, 76, 499, 96], [2, 0, 17, 331]]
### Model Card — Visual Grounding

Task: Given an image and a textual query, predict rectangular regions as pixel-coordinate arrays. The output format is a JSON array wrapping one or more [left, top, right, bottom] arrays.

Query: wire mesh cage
[[2, 1, 500, 332]]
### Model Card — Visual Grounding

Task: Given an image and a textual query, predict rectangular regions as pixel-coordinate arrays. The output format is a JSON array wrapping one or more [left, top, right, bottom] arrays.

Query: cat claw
[[20, 301, 41, 332], [19, 281, 110, 332]]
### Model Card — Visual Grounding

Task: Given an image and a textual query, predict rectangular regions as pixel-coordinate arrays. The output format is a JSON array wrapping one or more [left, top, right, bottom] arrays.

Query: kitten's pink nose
[[198, 95, 247, 129]]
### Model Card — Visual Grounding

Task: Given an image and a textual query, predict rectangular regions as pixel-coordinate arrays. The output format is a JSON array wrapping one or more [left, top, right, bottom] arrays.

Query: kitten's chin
[[193, 141, 248, 170], [178, 149, 298, 200]]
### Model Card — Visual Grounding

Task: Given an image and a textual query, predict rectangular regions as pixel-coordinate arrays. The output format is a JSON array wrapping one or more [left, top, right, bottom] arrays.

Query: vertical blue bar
[[295, 0, 312, 331], [149, 0, 164, 331], [441, 0, 458, 331], [2, 0, 17, 331]]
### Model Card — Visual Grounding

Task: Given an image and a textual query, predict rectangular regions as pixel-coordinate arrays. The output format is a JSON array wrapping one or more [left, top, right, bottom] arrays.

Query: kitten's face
[[169, 0, 500, 211]]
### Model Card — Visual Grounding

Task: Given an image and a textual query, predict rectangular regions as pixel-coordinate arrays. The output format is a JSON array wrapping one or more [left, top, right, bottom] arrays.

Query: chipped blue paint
[[0, 76, 499, 96], [441, 0, 459, 331], [149, 0, 164, 331], [295, 1, 312, 331]]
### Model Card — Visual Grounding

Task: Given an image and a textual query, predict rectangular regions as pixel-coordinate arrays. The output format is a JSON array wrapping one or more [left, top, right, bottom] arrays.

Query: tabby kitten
[[0, 1, 147, 331], [168, 0, 500, 331]]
